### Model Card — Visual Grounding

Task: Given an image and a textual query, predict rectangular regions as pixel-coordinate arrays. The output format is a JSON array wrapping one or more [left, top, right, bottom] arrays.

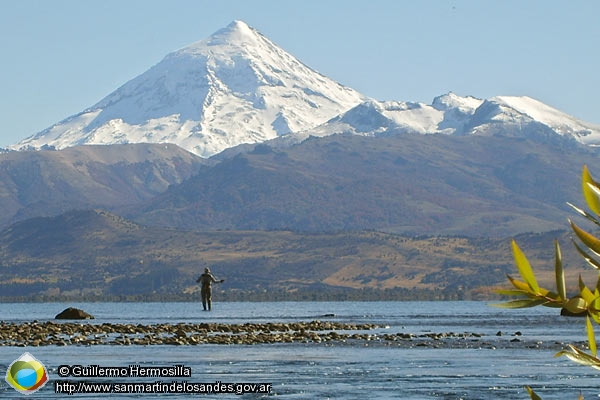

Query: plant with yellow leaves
[[496, 165, 600, 399]]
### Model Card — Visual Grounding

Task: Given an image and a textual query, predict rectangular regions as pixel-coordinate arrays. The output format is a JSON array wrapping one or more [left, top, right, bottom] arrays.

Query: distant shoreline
[[0, 288, 486, 303]]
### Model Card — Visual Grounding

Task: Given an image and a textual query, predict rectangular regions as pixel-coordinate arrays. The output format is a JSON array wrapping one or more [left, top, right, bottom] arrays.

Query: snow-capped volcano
[[12, 20, 366, 157]]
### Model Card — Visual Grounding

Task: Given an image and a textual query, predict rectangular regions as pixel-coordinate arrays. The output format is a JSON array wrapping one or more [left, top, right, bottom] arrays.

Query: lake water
[[0, 301, 598, 399]]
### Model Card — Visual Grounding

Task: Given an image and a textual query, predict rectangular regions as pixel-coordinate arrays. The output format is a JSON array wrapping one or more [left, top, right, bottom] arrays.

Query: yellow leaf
[[583, 164, 600, 215], [494, 289, 533, 297], [492, 298, 547, 308], [572, 239, 600, 270], [564, 296, 588, 314], [504, 276, 558, 305], [554, 240, 566, 301], [511, 240, 539, 293], [556, 344, 600, 370], [590, 297, 600, 324], [579, 275, 597, 304], [587, 316, 597, 358], [570, 220, 600, 256], [525, 386, 543, 400], [506, 275, 533, 291]]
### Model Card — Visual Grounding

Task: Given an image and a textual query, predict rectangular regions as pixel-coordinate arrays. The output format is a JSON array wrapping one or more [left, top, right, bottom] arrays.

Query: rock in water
[[55, 307, 94, 320], [560, 308, 587, 317]]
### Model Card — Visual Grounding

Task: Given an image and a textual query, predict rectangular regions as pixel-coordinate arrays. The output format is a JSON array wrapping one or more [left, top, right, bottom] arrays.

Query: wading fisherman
[[196, 267, 225, 311]]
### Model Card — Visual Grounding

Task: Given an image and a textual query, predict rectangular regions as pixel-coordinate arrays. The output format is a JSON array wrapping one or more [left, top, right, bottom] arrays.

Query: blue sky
[[1, 0, 598, 147]]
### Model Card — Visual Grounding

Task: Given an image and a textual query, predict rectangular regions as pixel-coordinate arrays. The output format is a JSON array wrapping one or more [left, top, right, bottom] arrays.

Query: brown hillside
[[0, 210, 594, 300]]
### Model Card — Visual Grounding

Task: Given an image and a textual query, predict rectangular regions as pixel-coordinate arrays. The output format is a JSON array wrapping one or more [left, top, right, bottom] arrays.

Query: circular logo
[[5, 352, 49, 394]]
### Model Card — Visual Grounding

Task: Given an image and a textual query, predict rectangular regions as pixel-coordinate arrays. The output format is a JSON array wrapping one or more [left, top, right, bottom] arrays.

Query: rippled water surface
[[0, 301, 598, 399]]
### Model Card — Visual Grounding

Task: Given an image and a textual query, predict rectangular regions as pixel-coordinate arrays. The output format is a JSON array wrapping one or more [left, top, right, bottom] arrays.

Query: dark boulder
[[560, 308, 587, 317], [55, 307, 95, 320]]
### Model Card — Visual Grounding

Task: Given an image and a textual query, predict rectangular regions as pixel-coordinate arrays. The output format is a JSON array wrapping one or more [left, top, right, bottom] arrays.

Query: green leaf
[[511, 240, 540, 293], [582, 164, 600, 215], [587, 316, 597, 358], [525, 386, 543, 400], [554, 240, 566, 301], [491, 298, 547, 309], [570, 220, 600, 256]]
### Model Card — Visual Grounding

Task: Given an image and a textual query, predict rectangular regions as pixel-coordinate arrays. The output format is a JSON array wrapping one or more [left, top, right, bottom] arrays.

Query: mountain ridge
[[294, 93, 600, 143], [9, 20, 600, 158], [0, 143, 206, 227], [129, 131, 600, 237]]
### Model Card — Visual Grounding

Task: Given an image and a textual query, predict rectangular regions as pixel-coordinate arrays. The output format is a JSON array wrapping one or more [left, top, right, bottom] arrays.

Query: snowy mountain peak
[[12, 20, 366, 158], [207, 20, 260, 46], [432, 92, 483, 113], [178, 20, 268, 56], [471, 96, 600, 142]]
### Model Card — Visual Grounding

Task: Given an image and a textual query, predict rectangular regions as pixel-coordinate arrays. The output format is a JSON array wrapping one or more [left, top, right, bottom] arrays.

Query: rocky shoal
[[0, 320, 380, 346], [0, 320, 574, 349]]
